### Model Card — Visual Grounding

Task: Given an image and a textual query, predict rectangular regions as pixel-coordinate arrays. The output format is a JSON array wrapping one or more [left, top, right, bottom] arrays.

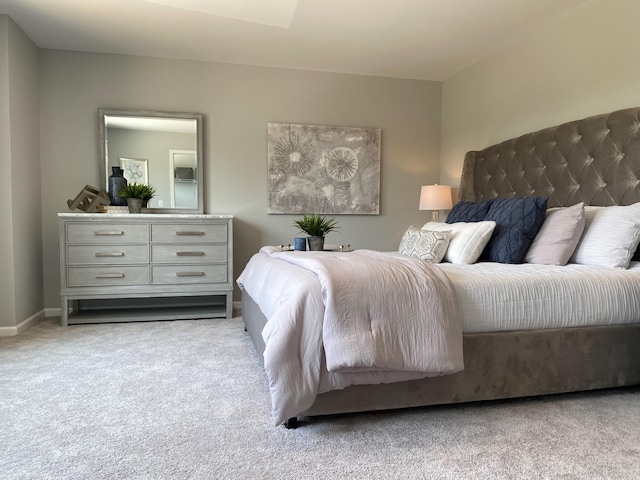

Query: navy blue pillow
[[482, 197, 548, 264], [445, 199, 494, 223]]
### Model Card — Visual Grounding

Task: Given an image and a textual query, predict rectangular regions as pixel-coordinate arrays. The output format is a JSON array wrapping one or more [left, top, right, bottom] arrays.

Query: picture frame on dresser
[[58, 213, 233, 326]]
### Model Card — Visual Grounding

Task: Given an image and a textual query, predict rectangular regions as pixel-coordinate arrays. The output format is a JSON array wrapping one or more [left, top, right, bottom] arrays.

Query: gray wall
[[441, 0, 640, 191], [0, 16, 42, 329], [40, 50, 442, 308], [0, 16, 13, 327]]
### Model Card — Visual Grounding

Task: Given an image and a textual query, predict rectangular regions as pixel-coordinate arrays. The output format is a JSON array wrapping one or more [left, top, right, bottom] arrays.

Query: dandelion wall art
[[267, 123, 381, 214]]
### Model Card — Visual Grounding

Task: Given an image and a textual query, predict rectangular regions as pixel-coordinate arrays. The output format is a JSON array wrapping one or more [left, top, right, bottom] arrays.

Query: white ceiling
[[0, 0, 586, 81]]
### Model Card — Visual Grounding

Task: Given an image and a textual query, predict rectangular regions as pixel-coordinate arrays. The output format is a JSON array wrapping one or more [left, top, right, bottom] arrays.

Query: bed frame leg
[[284, 417, 298, 429]]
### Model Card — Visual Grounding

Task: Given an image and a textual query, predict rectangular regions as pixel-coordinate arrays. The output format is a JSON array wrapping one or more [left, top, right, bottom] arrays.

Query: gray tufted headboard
[[458, 106, 640, 207]]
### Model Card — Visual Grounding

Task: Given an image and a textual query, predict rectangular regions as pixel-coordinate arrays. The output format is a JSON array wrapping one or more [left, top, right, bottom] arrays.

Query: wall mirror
[[99, 109, 204, 214]]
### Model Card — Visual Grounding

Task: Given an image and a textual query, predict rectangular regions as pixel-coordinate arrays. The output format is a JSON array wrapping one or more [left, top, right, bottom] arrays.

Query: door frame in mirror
[[99, 108, 204, 214]]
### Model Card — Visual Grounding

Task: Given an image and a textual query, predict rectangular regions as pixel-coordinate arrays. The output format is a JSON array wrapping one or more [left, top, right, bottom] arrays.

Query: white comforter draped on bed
[[237, 247, 463, 425]]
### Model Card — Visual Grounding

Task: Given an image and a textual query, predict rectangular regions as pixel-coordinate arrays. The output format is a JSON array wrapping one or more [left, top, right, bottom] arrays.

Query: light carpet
[[1, 317, 639, 480]]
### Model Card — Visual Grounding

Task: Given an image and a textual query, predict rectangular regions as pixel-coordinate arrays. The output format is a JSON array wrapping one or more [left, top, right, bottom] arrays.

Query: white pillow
[[398, 226, 451, 263], [421, 221, 496, 264], [524, 202, 585, 266], [570, 203, 640, 268]]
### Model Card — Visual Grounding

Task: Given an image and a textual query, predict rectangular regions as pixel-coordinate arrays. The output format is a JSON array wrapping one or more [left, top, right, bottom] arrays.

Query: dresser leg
[[226, 293, 233, 319], [60, 296, 69, 327]]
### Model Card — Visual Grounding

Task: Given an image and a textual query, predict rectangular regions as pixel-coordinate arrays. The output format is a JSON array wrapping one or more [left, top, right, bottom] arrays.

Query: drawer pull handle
[[94, 230, 124, 235], [176, 251, 205, 256], [95, 252, 125, 257], [176, 231, 205, 236], [95, 273, 125, 278], [176, 271, 205, 277]]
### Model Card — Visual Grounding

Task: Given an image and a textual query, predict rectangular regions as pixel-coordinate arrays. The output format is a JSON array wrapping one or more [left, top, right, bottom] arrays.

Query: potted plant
[[118, 183, 155, 213], [293, 214, 339, 251], [139, 184, 156, 208]]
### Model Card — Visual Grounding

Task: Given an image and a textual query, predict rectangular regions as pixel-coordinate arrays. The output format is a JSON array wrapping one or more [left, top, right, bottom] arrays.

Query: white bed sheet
[[438, 261, 640, 333]]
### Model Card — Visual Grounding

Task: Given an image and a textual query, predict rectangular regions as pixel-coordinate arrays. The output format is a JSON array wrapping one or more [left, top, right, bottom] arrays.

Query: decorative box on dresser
[[58, 213, 233, 326]]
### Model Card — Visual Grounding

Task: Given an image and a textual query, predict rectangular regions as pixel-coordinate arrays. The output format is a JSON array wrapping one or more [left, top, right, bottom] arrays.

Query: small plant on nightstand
[[293, 214, 339, 251]]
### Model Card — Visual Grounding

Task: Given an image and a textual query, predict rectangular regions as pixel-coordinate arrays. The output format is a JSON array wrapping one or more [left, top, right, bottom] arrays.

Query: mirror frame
[[99, 108, 204, 214]]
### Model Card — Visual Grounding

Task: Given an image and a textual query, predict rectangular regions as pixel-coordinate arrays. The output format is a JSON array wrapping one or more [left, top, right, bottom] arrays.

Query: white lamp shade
[[419, 184, 452, 210]]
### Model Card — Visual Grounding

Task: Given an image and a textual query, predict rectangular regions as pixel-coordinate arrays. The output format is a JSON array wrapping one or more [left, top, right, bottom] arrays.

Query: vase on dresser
[[108, 167, 128, 206]]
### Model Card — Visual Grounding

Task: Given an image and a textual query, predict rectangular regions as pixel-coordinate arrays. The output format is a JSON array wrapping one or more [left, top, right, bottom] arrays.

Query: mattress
[[439, 261, 640, 333], [240, 251, 640, 335]]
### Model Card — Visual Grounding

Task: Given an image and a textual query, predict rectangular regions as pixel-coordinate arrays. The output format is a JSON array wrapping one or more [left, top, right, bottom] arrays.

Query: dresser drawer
[[151, 223, 227, 243], [151, 244, 227, 264], [67, 266, 149, 287], [151, 265, 227, 285], [67, 222, 149, 244], [67, 245, 149, 265]]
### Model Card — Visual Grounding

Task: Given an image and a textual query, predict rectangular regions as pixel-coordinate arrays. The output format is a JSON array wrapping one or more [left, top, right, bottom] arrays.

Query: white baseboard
[[0, 304, 240, 335], [0, 309, 46, 337]]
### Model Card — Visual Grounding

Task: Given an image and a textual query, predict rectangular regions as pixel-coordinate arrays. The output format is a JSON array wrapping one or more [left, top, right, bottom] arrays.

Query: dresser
[[58, 213, 233, 326]]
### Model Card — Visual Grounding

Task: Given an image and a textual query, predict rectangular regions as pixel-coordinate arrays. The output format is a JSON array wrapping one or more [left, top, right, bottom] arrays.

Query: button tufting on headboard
[[459, 107, 640, 207]]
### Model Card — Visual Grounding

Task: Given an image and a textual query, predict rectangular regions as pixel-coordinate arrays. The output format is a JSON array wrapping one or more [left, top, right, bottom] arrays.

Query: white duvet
[[237, 247, 463, 425]]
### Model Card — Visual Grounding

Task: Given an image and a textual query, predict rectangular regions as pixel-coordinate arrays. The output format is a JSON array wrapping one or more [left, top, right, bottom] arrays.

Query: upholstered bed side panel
[[459, 107, 640, 207], [304, 324, 640, 417]]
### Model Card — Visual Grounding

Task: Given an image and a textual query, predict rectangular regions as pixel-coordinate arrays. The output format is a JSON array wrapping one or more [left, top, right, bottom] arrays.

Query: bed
[[238, 106, 640, 427]]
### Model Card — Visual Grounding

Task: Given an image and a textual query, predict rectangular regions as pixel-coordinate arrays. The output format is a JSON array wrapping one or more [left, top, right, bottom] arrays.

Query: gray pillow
[[524, 202, 585, 266]]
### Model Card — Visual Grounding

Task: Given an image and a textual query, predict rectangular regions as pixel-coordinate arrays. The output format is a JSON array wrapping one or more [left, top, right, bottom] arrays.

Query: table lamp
[[419, 184, 452, 222]]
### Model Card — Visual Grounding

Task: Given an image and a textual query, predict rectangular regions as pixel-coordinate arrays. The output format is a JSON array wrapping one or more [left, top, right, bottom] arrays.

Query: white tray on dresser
[[58, 213, 233, 326]]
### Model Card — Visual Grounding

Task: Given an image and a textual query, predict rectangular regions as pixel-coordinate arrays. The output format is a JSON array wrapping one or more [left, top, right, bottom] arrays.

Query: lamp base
[[431, 210, 440, 222]]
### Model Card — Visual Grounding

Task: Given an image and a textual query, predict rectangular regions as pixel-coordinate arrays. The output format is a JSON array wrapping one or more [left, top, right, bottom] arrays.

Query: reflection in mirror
[[99, 109, 204, 214], [170, 150, 197, 209]]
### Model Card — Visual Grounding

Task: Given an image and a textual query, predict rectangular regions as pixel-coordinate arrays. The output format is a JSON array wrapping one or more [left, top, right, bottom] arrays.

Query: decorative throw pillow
[[570, 203, 640, 268], [422, 221, 496, 264], [398, 226, 451, 263], [445, 199, 494, 223], [524, 202, 585, 266], [482, 197, 548, 264]]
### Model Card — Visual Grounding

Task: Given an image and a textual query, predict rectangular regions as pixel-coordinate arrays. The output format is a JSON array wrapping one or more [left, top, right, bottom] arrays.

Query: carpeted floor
[[1, 317, 639, 480]]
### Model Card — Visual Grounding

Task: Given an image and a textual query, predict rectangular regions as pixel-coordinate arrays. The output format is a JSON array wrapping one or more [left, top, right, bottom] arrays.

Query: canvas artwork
[[267, 123, 381, 214]]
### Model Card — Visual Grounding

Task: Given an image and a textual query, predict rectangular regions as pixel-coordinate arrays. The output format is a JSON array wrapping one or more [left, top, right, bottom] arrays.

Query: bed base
[[242, 291, 640, 426]]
